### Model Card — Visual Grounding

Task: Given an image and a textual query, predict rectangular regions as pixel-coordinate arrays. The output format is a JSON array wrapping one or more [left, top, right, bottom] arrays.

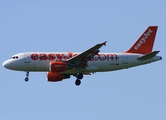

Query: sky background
[[0, 0, 165, 120]]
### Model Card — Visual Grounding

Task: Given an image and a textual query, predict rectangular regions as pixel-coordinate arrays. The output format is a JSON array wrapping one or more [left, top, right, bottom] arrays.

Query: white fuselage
[[3, 52, 162, 74]]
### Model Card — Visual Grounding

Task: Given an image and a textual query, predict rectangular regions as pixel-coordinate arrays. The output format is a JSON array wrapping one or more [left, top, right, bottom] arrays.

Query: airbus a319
[[3, 26, 162, 86]]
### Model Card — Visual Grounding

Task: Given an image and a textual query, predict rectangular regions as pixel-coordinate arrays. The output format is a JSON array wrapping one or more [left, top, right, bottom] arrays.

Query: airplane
[[2, 26, 162, 86]]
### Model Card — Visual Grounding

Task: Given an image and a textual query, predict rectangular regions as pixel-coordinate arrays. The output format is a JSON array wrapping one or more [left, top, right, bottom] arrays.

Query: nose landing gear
[[25, 71, 29, 82]]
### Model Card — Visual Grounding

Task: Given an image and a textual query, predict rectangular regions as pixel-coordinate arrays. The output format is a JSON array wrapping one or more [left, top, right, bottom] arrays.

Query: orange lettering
[[99, 54, 106, 61], [55, 54, 65, 61], [92, 55, 99, 61], [39, 54, 47, 60], [31, 53, 38, 60], [48, 54, 55, 60], [68, 52, 73, 58]]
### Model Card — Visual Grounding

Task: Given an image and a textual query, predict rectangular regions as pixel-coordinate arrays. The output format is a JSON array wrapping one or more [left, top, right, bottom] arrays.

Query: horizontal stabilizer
[[138, 51, 160, 61]]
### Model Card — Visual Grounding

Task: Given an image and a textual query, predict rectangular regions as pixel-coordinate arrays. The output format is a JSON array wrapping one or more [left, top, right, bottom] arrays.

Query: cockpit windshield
[[11, 56, 19, 59]]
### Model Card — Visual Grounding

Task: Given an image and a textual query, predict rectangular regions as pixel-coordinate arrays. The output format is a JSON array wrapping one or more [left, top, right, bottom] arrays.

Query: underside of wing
[[67, 41, 107, 69]]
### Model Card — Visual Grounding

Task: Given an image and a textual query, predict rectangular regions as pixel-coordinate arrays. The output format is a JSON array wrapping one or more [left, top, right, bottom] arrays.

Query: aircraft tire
[[77, 73, 83, 79], [25, 77, 29, 82], [75, 79, 81, 86]]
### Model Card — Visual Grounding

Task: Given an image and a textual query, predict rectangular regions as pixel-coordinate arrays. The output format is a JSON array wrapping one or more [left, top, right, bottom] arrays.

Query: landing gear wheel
[[25, 71, 29, 82], [25, 77, 29, 82], [77, 73, 83, 79], [75, 79, 81, 86]]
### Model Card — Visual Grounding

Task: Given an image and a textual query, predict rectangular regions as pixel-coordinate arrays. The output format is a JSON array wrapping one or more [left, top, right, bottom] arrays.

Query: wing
[[67, 41, 107, 68]]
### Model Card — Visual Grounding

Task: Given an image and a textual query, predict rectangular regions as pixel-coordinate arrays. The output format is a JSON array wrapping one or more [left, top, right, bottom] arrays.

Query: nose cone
[[2, 60, 15, 70], [3, 60, 11, 69]]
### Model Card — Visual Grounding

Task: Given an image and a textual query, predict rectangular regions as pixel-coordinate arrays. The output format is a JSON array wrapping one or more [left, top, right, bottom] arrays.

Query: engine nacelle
[[50, 61, 67, 72], [47, 72, 70, 82], [50, 61, 73, 72]]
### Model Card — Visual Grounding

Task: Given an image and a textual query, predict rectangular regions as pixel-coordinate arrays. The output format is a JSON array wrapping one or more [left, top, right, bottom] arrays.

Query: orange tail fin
[[125, 26, 158, 54]]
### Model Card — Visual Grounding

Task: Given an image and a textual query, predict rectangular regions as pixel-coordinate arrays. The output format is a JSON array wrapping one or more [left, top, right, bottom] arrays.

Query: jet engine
[[50, 61, 73, 72], [47, 72, 70, 82]]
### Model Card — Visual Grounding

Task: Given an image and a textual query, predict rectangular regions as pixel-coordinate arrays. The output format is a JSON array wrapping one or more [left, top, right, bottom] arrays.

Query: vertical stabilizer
[[125, 26, 158, 54]]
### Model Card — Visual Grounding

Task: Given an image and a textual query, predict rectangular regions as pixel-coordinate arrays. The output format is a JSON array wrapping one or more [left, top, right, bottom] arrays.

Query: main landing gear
[[75, 73, 83, 86], [75, 79, 81, 86], [25, 71, 29, 82]]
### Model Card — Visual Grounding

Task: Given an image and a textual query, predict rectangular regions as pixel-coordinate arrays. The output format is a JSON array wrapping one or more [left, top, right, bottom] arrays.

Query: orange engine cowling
[[47, 72, 70, 82], [50, 62, 67, 72]]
